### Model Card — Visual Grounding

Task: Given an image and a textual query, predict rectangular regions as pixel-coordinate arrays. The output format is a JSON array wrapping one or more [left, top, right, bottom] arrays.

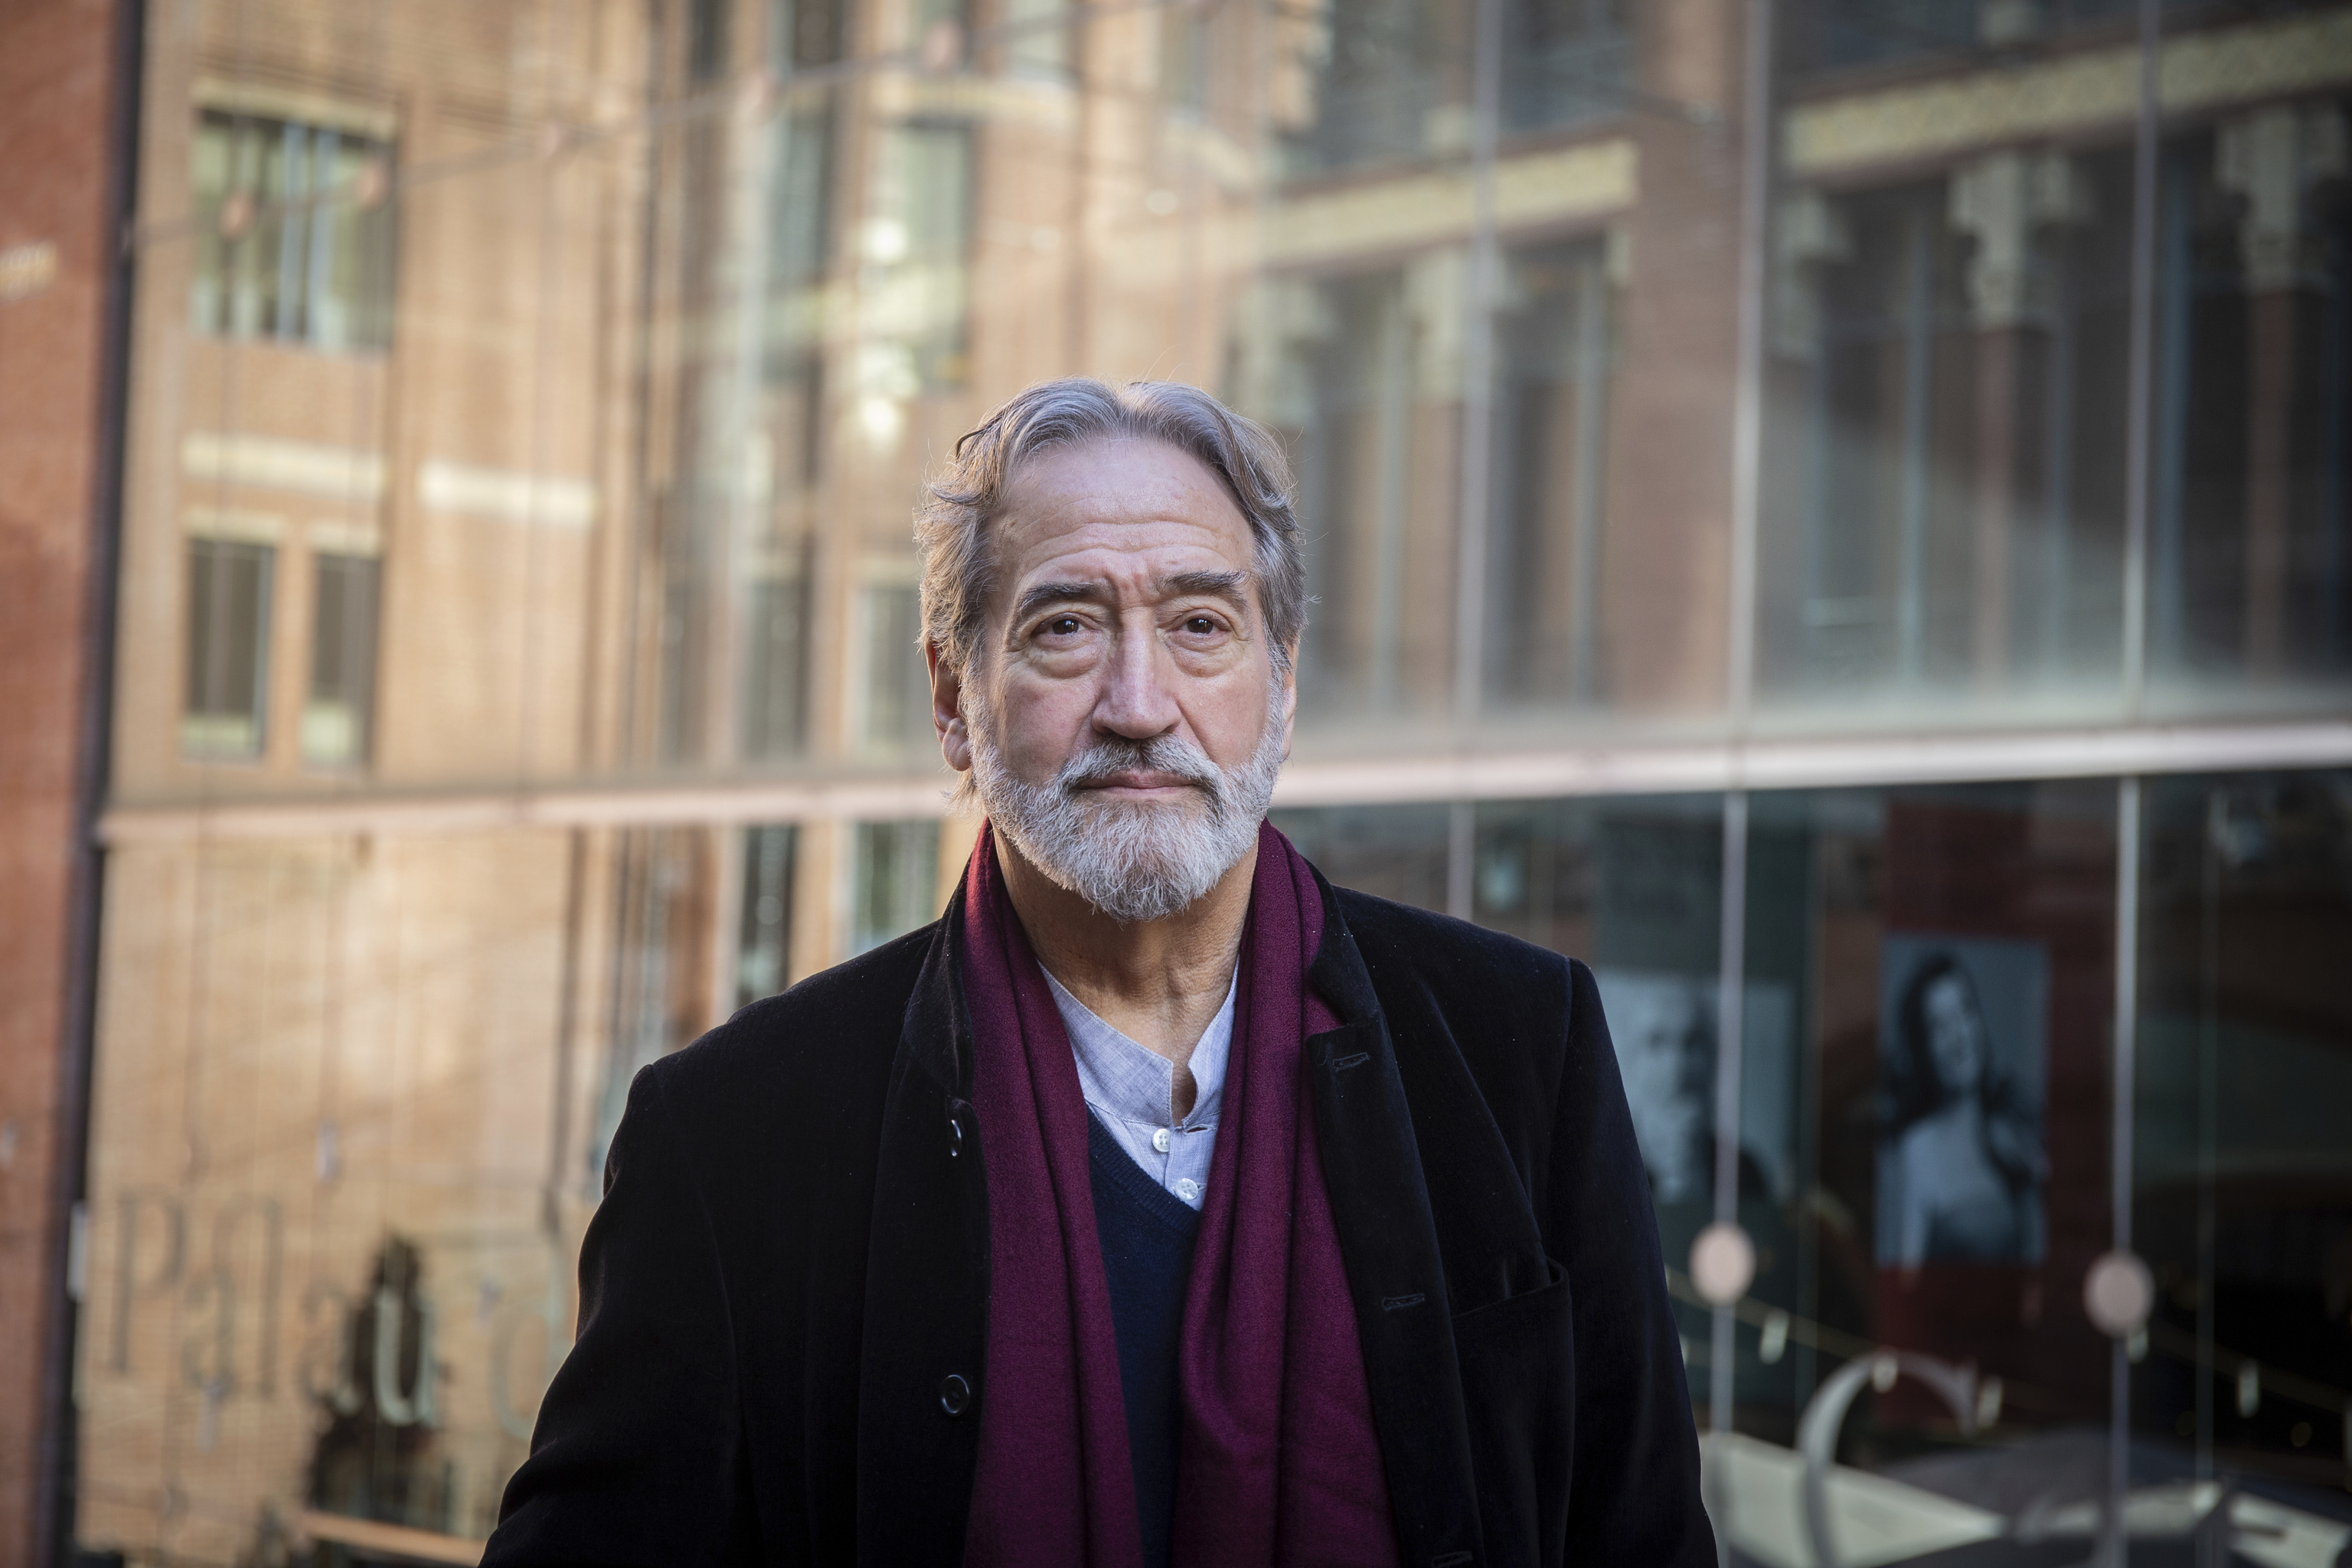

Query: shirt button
[[1174, 1178, 1201, 1203], [939, 1374, 972, 1416], [1152, 1128, 1172, 1154]]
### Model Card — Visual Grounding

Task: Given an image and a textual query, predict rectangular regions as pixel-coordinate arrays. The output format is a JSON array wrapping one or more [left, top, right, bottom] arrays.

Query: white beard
[[965, 681, 1287, 923]]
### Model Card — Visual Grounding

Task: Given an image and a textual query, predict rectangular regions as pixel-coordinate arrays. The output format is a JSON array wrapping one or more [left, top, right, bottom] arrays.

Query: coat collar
[[898, 887, 972, 1099]]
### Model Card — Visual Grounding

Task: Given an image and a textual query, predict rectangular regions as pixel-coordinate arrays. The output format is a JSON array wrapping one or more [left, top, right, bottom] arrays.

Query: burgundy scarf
[[959, 820, 1397, 1568]]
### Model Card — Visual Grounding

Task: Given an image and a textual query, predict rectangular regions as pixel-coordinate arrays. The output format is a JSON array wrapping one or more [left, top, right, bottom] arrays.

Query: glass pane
[[1502, 0, 1628, 134], [1270, 802, 1456, 911], [2134, 770, 2352, 1484], [737, 822, 799, 1004], [1282, 0, 1450, 175], [1488, 240, 1613, 704], [1722, 783, 2120, 1499], [851, 819, 941, 954], [183, 537, 273, 757], [80, 0, 2352, 1556], [304, 551, 379, 765], [743, 573, 810, 760], [858, 580, 930, 754], [187, 109, 394, 352], [1004, 0, 1071, 82]]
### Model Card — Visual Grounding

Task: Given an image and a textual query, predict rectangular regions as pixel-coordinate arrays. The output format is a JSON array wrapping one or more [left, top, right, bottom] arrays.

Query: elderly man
[[485, 380, 1713, 1568]]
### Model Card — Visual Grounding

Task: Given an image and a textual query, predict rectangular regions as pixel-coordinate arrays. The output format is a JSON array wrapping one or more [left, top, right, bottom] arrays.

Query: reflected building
[[0, 0, 2347, 1560]]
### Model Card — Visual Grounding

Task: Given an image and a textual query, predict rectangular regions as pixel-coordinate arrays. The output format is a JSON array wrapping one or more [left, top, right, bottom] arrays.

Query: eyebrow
[[1011, 580, 1110, 626], [1161, 570, 1250, 610], [1010, 570, 1253, 626]]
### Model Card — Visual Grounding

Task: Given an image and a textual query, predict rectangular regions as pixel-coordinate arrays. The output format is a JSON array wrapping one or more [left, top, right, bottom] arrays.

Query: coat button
[[939, 1373, 972, 1417]]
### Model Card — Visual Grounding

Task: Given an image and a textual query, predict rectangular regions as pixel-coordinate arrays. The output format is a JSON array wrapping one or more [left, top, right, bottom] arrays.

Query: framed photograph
[[1873, 936, 2049, 1266], [1595, 969, 1796, 1207]]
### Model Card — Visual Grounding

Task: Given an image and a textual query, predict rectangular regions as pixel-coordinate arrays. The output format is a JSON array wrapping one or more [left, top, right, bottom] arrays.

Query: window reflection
[[183, 536, 274, 758], [188, 107, 397, 354], [737, 823, 799, 1004], [851, 818, 942, 955], [1490, 240, 1614, 702], [304, 551, 380, 766]]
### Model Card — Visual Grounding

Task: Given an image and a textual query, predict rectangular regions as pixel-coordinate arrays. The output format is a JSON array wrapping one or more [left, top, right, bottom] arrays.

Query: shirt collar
[[1042, 966, 1234, 1132]]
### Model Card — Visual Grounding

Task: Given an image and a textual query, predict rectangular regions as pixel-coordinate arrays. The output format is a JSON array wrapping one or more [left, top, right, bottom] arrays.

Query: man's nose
[[1094, 616, 1181, 739]]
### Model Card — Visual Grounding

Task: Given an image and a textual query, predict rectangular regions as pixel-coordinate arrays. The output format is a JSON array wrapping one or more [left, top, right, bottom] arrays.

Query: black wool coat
[[484, 867, 1717, 1568]]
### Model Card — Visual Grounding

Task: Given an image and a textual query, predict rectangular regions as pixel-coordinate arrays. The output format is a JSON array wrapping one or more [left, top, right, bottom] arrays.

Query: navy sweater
[[1086, 1111, 1203, 1568]]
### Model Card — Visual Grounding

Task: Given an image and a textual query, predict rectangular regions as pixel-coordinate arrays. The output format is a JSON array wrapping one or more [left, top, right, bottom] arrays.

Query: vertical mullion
[[2122, 0, 2161, 713], [275, 122, 308, 341], [1452, 0, 1502, 722], [1896, 206, 1935, 684], [2107, 773, 2143, 1566], [1566, 253, 1609, 702], [2108, 0, 2161, 1544]]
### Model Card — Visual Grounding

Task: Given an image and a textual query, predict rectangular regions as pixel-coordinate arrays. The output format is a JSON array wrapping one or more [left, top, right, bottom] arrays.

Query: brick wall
[[0, 0, 129, 1560]]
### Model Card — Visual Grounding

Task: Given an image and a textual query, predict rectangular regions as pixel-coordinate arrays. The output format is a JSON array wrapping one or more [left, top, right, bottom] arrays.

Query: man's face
[[933, 435, 1296, 921]]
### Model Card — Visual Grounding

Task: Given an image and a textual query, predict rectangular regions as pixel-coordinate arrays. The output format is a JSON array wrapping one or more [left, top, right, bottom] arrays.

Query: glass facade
[[73, 0, 2352, 1560]]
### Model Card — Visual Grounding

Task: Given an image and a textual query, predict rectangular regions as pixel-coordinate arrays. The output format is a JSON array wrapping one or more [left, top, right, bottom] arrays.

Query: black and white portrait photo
[[1874, 937, 2049, 1268], [1596, 969, 1795, 1208]]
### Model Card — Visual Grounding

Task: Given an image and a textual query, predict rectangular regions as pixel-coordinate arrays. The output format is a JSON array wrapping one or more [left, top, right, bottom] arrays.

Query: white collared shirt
[[1043, 967, 1234, 1211]]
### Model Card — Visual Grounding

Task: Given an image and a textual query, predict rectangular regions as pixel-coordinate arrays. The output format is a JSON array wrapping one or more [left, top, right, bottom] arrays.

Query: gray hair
[[916, 378, 1306, 679]]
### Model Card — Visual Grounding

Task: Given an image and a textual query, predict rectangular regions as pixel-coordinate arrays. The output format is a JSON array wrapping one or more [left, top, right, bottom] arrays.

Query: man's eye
[[1184, 616, 1220, 635], [1043, 616, 1083, 636]]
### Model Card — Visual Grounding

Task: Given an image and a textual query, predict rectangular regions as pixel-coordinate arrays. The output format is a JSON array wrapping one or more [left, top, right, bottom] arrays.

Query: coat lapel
[[1305, 867, 1488, 1568], [854, 899, 991, 1566]]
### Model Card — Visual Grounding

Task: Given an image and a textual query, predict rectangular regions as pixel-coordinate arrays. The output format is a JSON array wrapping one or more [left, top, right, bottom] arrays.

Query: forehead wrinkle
[[1004, 437, 1241, 533]]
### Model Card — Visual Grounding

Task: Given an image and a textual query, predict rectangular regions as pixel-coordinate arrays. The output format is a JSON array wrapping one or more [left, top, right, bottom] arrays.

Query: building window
[[736, 824, 798, 1005], [1768, 154, 2142, 699], [1285, 0, 1439, 175], [850, 820, 939, 956], [1004, 0, 1072, 82], [742, 573, 809, 760], [767, 106, 837, 322], [1289, 266, 1450, 714], [303, 553, 381, 766], [190, 109, 395, 352], [866, 122, 975, 394], [763, 106, 835, 482], [1489, 240, 1614, 703], [691, 0, 732, 79], [772, 0, 848, 70], [1503, 0, 1630, 134], [1163, 3, 1210, 116], [858, 580, 931, 753], [183, 537, 274, 758]]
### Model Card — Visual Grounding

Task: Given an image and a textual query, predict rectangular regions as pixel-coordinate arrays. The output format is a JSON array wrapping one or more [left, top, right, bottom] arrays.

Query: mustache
[[1055, 733, 1223, 796]]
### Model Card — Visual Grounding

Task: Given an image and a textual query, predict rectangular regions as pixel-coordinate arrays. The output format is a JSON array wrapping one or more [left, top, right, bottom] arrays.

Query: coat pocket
[[1449, 1257, 1574, 1568]]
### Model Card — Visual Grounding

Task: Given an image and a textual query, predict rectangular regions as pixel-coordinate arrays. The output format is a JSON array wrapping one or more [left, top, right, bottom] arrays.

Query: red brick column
[[0, 1, 133, 1562]]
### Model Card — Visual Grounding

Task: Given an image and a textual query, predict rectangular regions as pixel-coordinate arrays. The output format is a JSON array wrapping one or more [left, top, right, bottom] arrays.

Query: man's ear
[[928, 640, 973, 775]]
